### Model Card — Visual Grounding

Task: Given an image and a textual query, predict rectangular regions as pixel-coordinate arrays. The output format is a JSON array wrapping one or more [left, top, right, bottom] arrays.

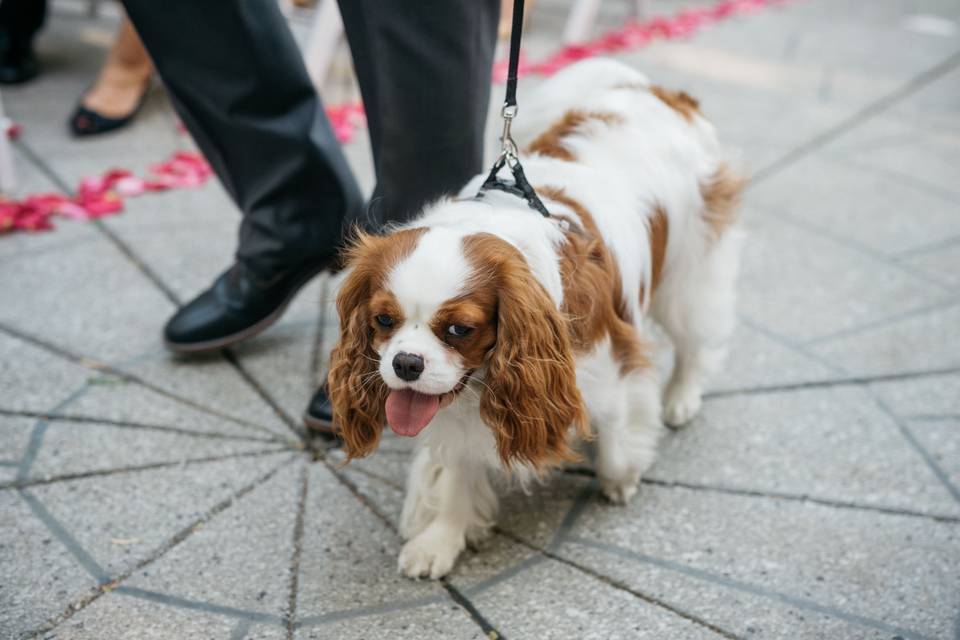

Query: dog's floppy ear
[[470, 235, 589, 469], [327, 234, 389, 459]]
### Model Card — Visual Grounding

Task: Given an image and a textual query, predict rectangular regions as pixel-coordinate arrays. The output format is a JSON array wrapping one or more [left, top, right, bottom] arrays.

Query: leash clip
[[499, 103, 520, 167], [473, 0, 550, 219]]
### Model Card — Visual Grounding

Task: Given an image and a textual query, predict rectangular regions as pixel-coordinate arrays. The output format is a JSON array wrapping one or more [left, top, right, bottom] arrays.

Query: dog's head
[[327, 224, 587, 468]]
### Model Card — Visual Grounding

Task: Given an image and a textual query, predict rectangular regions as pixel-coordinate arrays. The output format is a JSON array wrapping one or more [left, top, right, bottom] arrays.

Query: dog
[[327, 58, 745, 579]]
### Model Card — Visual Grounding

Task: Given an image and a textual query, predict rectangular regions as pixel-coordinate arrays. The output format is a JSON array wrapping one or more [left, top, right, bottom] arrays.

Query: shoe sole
[[164, 264, 326, 355]]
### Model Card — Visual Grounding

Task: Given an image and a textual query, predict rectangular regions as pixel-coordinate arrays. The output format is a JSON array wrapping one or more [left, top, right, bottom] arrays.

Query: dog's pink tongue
[[386, 389, 440, 437]]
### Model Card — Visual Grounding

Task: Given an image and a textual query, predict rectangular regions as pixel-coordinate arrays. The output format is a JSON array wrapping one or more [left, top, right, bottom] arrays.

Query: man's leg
[[122, 1, 364, 352], [305, 0, 499, 431], [337, 0, 500, 224], [0, 0, 46, 84]]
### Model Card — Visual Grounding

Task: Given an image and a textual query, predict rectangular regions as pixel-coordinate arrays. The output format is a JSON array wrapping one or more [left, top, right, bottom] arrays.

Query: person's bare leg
[[81, 16, 153, 117]]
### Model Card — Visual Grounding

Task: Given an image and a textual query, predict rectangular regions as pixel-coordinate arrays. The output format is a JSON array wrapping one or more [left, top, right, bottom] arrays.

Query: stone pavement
[[1, 1, 958, 638]]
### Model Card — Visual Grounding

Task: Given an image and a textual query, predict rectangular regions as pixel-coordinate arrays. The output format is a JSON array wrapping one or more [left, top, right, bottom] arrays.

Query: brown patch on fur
[[526, 110, 624, 161], [650, 86, 701, 122], [648, 206, 669, 290], [327, 227, 426, 459], [430, 295, 499, 370], [537, 186, 652, 377], [701, 163, 747, 237], [463, 233, 591, 470]]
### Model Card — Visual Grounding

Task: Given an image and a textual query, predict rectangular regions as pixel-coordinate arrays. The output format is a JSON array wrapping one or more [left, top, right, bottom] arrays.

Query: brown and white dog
[[328, 59, 745, 579]]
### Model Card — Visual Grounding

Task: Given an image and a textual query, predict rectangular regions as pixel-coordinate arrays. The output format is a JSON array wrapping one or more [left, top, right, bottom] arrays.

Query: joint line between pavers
[[13, 141, 309, 444], [763, 206, 956, 293], [894, 233, 960, 261], [4, 448, 295, 492], [737, 315, 846, 375], [498, 528, 741, 640], [317, 459, 514, 638], [830, 157, 960, 206], [17, 386, 90, 481], [567, 537, 934, 640], [803, 298, 960, 347], [25, 455, 296, 639], [704, 364, 960, 400], [17, 488, 111, 584], [0, 408, 284, 445], [750, 50, 960, 186], [638, 476, 960, 523], [870, 391, 960, 505], [0, 320, 293, 441], [114, 586, 285, 625], [441, 580, 508, 640], [221, 348, 308, 442], [285, 463, 309, 639]]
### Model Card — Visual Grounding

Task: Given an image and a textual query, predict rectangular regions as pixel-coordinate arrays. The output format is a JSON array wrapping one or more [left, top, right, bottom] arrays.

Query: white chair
[[303, 0, 344, 89], [563, 0, 648, 44], [0, 92, 16, 194]]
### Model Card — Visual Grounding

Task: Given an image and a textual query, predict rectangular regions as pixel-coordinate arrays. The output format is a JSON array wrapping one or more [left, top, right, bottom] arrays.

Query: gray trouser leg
[[337, 0, 500, 225], [122, 0, 363, 276], [122, 0, 499, 272]]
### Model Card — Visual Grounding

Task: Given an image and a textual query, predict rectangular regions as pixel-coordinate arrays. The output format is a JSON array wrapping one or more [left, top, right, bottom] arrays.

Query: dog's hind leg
[[652, 226, 742, 428], [398, 453, 496, 579]]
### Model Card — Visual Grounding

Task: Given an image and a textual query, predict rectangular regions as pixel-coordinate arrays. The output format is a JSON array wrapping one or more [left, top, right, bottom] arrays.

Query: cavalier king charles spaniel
[[328, 59, 745, 579]]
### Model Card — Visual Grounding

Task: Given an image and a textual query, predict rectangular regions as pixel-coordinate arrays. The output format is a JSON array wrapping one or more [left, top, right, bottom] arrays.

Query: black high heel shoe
[[69, 82, 150, 137]]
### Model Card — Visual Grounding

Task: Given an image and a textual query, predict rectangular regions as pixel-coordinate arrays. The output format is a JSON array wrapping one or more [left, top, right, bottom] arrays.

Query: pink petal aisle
[[0, 0, 791, 236]]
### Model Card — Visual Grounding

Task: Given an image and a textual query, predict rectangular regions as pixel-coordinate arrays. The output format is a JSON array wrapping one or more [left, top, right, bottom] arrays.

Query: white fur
[[379, 228, 473, 395], [345, 59, 742, 578]]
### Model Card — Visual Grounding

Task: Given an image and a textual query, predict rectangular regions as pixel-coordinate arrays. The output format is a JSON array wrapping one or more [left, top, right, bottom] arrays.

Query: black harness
[[474, 0, 551, 218]]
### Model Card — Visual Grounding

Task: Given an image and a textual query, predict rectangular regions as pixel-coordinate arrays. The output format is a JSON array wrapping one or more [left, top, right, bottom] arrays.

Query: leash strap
[[476, 0, 551, 218]]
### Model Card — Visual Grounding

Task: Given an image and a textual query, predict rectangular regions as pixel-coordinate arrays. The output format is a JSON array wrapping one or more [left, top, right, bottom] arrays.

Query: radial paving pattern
[[1, 2, 959, 638]]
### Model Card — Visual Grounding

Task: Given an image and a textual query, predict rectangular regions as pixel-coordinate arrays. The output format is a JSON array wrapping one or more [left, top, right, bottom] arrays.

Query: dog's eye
[[447, 325, 473, 338], [375, 314, 394, 328]]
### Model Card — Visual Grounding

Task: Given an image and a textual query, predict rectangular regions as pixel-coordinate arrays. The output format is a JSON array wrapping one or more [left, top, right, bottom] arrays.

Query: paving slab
[[65, 380, 290, 443], [749, 154, 960, 260], [0, 452, 292, 639], [737, 207, 949, 345], [0, 415, 287, 486], [808, 300, 960, 377], [2, 0, 959, 637], [654, 385, 960, 517], [473, 555, 725, 640], [295, 462, 452, 622], [0, 489, 99, 639], [503, 476, 959, 640], [0, 332, 94, 414], [54, 460, 303, 639]]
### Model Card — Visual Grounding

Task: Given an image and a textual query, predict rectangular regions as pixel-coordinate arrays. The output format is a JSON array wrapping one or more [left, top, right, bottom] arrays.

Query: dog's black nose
[[393, 352, 425, 381]]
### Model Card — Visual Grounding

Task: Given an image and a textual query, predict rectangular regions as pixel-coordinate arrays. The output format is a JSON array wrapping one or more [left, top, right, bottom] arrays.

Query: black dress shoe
[[164, 260, 327, 353], [0, 34, 38, 85], [304, 384, 337, 434]]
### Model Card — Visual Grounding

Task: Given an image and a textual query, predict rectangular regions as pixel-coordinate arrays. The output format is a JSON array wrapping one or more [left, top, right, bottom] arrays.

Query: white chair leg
[[634, 0, 649, 20], [562, 0, 603, 45], [305, 0, 344, 89], [0, 94, 16, 194]]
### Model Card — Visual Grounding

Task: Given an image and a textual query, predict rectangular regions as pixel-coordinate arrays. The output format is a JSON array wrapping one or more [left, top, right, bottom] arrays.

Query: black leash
[[475, 0, 551, 218]]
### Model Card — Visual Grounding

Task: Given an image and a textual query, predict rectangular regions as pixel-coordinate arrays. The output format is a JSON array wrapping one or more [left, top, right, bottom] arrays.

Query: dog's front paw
[[600, 469, 641, 505], [663, 381, 702, 428], [398, 524, 464, 580]]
